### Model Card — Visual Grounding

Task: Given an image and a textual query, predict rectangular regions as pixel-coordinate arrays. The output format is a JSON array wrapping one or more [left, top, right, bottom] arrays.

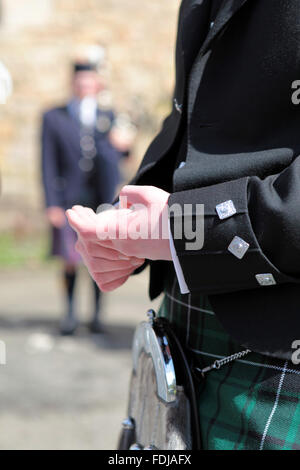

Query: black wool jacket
[[129, 0, 300, 360]]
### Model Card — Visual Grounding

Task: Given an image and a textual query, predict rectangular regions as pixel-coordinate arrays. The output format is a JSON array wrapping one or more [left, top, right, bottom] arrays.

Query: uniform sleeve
[[41, 113, 63, 208], [168, 157, 300, 295]]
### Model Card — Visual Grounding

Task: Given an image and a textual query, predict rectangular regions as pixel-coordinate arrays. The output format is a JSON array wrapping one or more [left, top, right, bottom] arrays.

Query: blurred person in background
[[41, 47, 132, 336]]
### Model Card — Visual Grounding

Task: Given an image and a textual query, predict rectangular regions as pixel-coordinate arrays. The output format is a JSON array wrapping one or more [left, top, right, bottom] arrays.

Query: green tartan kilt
[[158, 274, 300, 450]]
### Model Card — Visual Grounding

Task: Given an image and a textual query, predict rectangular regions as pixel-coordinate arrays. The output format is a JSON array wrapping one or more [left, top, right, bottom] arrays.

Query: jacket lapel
[[200, 0, 249, 55], [181, 0, 213, 72], [185, 0, 250, 135]]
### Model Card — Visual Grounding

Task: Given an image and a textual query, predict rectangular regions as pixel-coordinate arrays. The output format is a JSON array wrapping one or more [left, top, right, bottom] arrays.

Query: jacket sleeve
[[168, 156, 300, 295], [41, 113, 63, 208]]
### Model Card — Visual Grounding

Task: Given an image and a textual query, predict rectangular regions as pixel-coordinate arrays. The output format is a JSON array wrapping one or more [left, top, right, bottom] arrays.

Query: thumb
[[65, 209, 80, 233], [66, 209, 97, 240], [119, 185, 147, 209]]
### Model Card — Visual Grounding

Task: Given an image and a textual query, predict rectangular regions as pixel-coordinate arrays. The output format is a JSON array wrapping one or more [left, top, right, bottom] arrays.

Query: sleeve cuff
[[168, 177, 300, 295], [168, 217, 190, 294]]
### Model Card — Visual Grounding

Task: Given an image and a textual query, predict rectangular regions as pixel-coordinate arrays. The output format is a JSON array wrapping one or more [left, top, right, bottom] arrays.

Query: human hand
[[66, 205, 145, 292], [66, 185, 172, 291], [46, 206, 66, 228], [67, 185, 172, 260], [109, 123, 136, 152], [111, 185, 172, 261]]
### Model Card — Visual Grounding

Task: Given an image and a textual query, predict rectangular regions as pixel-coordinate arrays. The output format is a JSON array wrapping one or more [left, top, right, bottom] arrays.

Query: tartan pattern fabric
[[158, 274, 300, 450]]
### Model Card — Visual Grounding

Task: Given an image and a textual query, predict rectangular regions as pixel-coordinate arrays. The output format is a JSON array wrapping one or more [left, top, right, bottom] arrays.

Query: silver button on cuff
[[216, 200, 237, 220], [228, 236, 249, 259], [255, 273, 276, 286]]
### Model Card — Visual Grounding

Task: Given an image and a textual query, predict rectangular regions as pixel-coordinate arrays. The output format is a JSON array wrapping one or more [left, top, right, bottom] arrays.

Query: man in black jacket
[[67, 0, 300, 449]]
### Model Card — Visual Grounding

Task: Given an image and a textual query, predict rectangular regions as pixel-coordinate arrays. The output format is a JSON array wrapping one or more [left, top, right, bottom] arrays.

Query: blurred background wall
[[0, 0, 178, 235]]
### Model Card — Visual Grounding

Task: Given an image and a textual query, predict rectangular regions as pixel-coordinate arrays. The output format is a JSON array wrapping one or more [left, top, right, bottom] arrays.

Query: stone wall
[[0, 0, 178, 231]]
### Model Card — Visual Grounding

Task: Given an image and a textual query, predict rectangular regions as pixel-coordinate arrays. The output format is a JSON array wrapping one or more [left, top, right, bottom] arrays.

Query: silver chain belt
[[195, 349, 251, 377]]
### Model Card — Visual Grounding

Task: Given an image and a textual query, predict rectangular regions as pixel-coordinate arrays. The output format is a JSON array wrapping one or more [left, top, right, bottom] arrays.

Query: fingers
[[66, 208, 84, 232], [93, 266, 135, 286], [76, 240, 143, 273], [76, 239, 129, 260], [75, 238, 144, 293], [94, 207, 132, 243], [99, 274, 131, 292], [72, 205, 97, 223], [66, 205, 133, 249], [65, 203, 146, 293], [66, 208, 97, 240], [119, 185, 147, 208]]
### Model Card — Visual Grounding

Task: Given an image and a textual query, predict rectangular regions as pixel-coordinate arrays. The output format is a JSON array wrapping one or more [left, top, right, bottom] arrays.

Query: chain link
[[195, 349, 251, 377]]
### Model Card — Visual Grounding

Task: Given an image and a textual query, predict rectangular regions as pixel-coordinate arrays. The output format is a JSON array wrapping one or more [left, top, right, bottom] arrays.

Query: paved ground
[[0, 264, 161, 450]]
